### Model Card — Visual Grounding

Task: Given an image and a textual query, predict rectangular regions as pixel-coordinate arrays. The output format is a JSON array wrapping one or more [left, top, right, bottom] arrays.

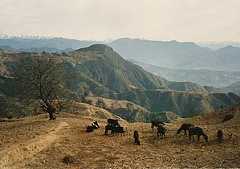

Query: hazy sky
[[0, 0, 240, 42]]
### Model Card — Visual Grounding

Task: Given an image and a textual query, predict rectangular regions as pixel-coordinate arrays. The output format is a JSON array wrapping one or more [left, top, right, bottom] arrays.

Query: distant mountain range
[[223, 81, 240, 96], [1, 37, 240, 88], [0, 37, 97, 52], [1, 37, 240, 71], [110, 38, 240, 71], [132, 60, 240, 88], [198, 42, 240, 50]]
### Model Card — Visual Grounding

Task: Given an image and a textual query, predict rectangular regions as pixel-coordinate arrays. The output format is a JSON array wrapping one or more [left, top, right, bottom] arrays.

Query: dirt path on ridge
[[0, 121, 69, 169]]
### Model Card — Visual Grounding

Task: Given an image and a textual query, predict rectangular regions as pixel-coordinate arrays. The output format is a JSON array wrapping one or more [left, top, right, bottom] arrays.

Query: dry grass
[[0, 112, 239, 169]]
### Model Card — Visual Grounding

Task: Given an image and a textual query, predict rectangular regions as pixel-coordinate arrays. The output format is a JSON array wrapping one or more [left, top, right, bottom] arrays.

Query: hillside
[[114, 90, 240, 117], [85, 96, 151, 122], [167, 81, 208, 93], [0, 44, 239, 120], [133, 60, 240, 88], [67, 44, 167, 93], [0, 110, 240, 168]]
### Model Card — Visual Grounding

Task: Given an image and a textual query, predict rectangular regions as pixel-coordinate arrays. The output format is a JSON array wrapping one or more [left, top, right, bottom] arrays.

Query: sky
[[0, 0, 240, 42]]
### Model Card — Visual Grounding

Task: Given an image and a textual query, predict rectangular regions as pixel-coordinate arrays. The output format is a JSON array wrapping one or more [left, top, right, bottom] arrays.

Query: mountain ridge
[[132, 60, 240, 88], [0, 44, 239, 120]]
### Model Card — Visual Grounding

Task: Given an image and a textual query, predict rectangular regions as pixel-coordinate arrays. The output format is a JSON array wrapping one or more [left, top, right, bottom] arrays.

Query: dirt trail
[[0, 121, 69, 169]]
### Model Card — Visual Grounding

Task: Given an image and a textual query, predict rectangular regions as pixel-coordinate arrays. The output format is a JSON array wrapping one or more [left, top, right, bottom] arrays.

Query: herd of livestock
[[86, 119, 224, 145]]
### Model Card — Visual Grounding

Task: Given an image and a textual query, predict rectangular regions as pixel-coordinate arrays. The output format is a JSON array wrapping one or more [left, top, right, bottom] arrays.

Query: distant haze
[[0, 0, 240, 42]]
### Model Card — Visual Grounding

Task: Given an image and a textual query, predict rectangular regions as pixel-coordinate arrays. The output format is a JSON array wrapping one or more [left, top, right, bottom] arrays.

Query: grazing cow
[[133, 130, 140, 145], [157, 125, 167, 139], [177, 123, 194, 136], [105, 118, 125, 135], [189, 127, 208, 143], [151, 120, 165, 130], [105, 124, 125, 135], [217, 130, 224, 143]]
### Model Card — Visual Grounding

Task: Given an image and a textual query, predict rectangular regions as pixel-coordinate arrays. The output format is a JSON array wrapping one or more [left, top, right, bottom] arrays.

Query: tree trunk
[[48, 110, 56, 120]]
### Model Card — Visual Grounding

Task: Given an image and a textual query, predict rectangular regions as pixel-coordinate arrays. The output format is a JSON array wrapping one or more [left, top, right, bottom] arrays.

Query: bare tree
[[13, 55, 65, 120], [96, 98, 106, 109]]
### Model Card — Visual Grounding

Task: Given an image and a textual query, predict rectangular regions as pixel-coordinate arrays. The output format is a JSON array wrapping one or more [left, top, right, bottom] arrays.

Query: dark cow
[[189, 127, 208, 143], [105, 118, 126, 135], [133, 130, 140, 145], [105, 124, 125, 135], [177, 123, 194, 136], [151, 120, 165, 130], [157, 125, 167, 139]]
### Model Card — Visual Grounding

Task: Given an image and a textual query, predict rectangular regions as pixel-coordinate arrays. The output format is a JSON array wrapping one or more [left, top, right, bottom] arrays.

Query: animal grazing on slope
[[105, 124, 125, 135], [105, 119, 125, 135], [133, 130, 140, 145], [157, 125, 167, 139], [86, 121, 100, 132], [189, 127, 208, 143], [151, 120, 165, 130], [177, 123, 194, 136]]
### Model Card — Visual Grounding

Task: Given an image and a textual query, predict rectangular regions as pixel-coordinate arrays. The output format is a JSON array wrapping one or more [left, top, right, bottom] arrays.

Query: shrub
[[62, 155, 76, 165]]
